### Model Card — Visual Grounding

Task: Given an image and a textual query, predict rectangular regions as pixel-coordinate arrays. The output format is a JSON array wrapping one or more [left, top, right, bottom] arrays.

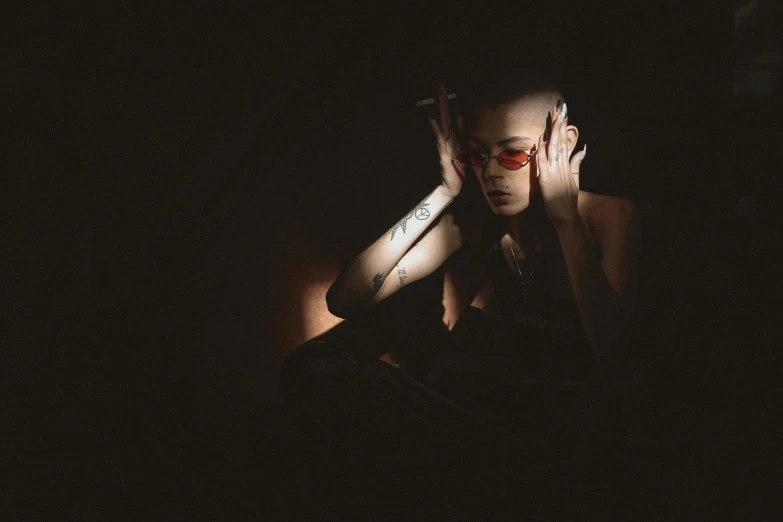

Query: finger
[[569, 143, 586, 190], [543, 112, 552, 159], [548, 108, 561, 161], [432, 116, 457, 171], [569, 142, 586, 170], [438, 85, 451, 137], [555, 103, 571, 164], [559, 123, 570, 167], [428, 113, 445, 143], [559, 103, 569, 152], [537, 132, 548, 178], [560, 104, 568, 139]]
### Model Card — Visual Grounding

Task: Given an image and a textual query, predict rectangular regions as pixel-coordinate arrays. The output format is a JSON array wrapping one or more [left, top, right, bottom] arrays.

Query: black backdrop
[[8, 2, 763, 517]]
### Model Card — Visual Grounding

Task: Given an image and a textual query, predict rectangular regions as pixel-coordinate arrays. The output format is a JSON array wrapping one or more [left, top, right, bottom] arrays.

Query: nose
[[481, 160, 504, 181]]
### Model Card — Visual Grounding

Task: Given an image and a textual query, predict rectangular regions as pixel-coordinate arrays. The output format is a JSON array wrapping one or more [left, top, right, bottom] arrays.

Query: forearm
[[555, 216, 626, 361], [326, 185, 456, 317]]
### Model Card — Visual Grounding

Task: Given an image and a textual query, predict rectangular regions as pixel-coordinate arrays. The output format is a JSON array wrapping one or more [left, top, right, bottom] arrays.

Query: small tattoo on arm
[[414, 206, 430, 220], [385, 196, 432, 241], [373, 272, 387, 293], [396, 266, 407, 288]]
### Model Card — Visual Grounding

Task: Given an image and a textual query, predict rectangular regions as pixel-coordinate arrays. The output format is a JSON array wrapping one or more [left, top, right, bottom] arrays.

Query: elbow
[[326, 301, 348, 320], [325, 285, 348, 319]]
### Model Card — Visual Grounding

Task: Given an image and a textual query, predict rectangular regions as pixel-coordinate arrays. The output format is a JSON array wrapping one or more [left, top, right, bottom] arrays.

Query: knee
[[279, 339, 341, 398]]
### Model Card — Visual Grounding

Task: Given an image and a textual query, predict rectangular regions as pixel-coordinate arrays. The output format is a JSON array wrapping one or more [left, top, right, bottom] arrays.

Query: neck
[[501, 198, 554, 248]]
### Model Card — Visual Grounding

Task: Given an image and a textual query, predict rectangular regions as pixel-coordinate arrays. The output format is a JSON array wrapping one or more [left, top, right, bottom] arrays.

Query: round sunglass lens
[[498, 150, 529, 170], [455, 151, 485, 166]]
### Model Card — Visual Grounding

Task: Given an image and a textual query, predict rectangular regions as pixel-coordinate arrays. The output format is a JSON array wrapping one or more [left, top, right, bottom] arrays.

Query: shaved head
[[462, 68, 565, 133]]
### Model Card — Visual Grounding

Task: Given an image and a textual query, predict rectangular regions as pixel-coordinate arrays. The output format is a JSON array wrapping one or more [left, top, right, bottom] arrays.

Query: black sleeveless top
[[481, 235, 596, 382]]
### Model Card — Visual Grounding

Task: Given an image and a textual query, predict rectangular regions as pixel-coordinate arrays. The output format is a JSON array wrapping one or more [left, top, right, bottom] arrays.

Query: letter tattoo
[[396, 266, 408, 288]]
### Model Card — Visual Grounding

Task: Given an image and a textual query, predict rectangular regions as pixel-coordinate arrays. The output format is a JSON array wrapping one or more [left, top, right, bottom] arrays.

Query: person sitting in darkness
[[324, 69, 641, 400]]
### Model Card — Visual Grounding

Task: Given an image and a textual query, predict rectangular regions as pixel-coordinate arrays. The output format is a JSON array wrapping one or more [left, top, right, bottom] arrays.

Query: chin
[[485, 195, 530, 217]]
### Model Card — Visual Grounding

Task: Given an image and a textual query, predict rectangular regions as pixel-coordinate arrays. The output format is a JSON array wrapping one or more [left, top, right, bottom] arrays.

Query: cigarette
[[415, 93, 457, 107]]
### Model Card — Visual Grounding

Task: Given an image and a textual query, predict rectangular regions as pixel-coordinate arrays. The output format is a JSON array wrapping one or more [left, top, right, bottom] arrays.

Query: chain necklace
[[508, 238, 536, 306]]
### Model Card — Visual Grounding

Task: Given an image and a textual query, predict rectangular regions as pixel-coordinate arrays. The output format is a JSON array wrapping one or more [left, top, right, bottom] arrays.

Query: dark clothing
[[276, 230, 609, 517], [427, 232, 595, 424], [282, 217, 597, 434], [482, 237, 596, 382]]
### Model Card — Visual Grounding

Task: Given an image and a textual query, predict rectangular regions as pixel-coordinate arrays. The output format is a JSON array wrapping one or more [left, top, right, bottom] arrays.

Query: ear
[[565, 124, 579, 154]]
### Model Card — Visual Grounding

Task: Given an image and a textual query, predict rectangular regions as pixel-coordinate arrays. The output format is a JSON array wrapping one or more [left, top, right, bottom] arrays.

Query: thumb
[[570, 143, 586, 190], [451, 158, 465, 181]]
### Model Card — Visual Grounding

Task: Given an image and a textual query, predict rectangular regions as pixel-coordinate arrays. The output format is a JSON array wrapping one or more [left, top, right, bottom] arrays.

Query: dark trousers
[[278, 338, 600, 517], [287, 299, 589, 407], [277, 305, 675, 517], [280, 305, 592, 449]]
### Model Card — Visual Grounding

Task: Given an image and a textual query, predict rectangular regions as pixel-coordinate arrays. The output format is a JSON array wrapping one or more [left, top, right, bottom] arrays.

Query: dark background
[[4, 1, 778, 517]]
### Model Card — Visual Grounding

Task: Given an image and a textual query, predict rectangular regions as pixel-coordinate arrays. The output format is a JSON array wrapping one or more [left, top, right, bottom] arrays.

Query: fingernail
[[559, 102, 568, 122], [580, 143, 587, 160]]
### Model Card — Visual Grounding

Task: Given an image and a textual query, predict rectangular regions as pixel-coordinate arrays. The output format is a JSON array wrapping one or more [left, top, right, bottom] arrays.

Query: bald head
[[462, 68, 565, 133], [508, 92, 562, 126]]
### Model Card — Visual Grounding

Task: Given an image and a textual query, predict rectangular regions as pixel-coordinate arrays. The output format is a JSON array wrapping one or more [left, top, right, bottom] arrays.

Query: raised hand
[[428, 85, 465, 199], [535, 102, 586, 226]]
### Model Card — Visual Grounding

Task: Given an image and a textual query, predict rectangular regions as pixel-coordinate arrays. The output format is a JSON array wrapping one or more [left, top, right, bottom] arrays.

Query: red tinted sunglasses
[[453, 148, 537, 171]]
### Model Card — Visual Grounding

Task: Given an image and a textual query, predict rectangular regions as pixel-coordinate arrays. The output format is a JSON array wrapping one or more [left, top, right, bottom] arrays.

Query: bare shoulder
[[577, 191, 640, 261], [579, 192, 639, 233]]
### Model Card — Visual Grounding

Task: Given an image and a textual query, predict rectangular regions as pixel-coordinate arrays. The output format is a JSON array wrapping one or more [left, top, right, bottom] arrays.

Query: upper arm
[[591, 197, 642, 313]]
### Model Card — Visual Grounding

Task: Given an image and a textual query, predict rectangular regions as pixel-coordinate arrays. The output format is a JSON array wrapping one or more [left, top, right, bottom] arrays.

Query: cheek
[[512, 168, 537, 192]]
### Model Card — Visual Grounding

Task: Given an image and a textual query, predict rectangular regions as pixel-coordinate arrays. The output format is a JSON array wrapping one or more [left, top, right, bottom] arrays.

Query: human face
[[467, 97, 549, 217]]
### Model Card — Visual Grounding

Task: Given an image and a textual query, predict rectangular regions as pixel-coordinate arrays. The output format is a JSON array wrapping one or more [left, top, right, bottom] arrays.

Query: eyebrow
[[467, 134, 533, 147]]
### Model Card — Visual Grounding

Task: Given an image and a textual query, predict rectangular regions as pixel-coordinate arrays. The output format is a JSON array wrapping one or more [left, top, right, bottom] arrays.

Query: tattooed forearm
[[384, 195, 432, 241], [373, 272, 387, 293], [396, 266, 408, 288]]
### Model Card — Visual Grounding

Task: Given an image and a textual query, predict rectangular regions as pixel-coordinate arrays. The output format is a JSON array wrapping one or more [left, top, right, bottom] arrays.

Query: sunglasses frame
[[452, 148, 538, 171]]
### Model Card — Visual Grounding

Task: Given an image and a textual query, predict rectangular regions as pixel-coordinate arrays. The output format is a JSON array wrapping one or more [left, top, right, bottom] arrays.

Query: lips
[[486, 190, 512, 205]]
